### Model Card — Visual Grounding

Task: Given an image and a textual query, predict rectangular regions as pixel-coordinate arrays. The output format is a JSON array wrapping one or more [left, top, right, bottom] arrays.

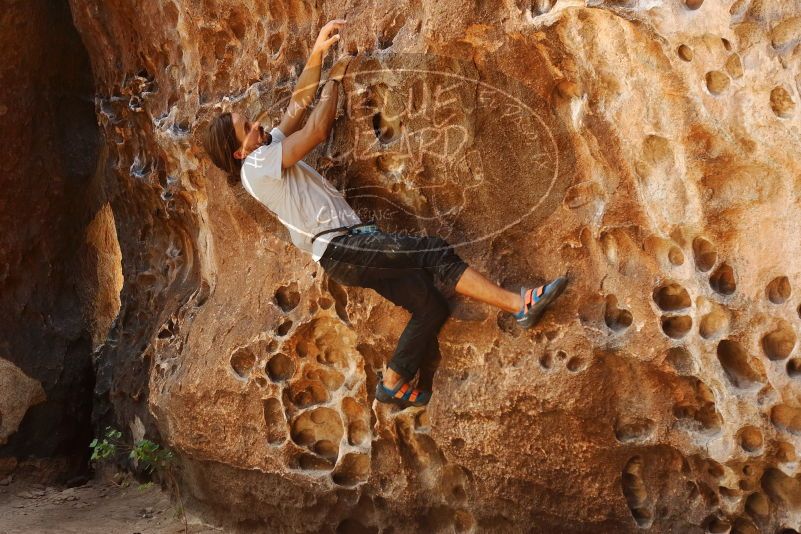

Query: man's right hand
[[312, 19, 346, 55]]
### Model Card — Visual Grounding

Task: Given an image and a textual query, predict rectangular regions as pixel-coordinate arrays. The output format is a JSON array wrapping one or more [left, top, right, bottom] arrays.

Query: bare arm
[[305, 80, 340, 140], [280, 80, 340, 168], [276, 49, 322, 136], [277, 19, 345, 136]]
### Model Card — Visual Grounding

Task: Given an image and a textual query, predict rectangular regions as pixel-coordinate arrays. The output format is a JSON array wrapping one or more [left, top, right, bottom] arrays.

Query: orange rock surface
[[8, 0, 801, 531]]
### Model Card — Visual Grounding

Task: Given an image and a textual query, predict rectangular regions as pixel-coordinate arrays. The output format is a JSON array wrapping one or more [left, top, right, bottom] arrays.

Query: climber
[[202, 19, 568, 408]]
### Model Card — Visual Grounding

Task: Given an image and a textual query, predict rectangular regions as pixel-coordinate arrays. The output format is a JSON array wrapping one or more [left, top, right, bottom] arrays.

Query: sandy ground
[[0, 475, 223, 534]]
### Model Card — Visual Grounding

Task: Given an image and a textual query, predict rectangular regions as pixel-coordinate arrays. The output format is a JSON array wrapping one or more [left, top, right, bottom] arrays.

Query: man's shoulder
[[241, 142, 285, 181], [243, 142, 277, 164]]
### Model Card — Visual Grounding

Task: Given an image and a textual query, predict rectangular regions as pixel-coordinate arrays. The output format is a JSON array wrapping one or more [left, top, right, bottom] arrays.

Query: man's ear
[[233, 150, 243, 160]]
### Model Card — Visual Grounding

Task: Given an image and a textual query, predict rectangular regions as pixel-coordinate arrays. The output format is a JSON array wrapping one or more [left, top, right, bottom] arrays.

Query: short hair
[[202, 112, 241, 186]]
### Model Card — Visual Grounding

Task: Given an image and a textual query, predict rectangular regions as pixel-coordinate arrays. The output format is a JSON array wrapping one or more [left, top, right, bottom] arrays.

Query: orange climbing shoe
[[375, 372, 431, 408]]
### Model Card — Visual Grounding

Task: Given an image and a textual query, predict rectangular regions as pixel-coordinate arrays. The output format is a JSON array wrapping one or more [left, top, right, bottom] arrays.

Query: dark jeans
[[318, 230, 469, 382]]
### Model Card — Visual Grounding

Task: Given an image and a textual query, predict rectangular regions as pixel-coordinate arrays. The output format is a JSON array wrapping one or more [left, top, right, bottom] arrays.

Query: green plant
[[89, 427, 187, 533], [89, 427, 120, 462], [130, 438, 176, 473]]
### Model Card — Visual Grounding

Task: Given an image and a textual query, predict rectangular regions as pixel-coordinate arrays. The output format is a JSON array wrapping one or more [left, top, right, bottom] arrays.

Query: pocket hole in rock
[[717, 339, 765, 389], [699, 308, 728, 340], [737, 426, 763, 452], [653, 282, 692, 311], [157, 318, 176, 339], [290, 407, 343, 454], [342, 397, 369, 446], [621, 456, 653, 528], [529, 0, 554, 15], [266, 353, 295, 381], [762, 470, 801, 521], [771, 87, 796, 118], [709, 263, 736, 295], [761, 323, 796, 361], [274, 282, 300, 312], [605, 295, 633, 332], [766, 276, 791, 304], [372, 112, 400, 144], [313, 439, 339, 460], [672, 384, 721, 433], [290, 381, 330, 408], [678, 44, 694, 61], [306, 367, 345, 391], [661, 315, 692, 339], [566, 357, 584, 372], [771, 404, 801, 435], [230, 347, 256, 378], [332, 452, 369, 487], [348, 421, 369, 446], [668, 246, 685, 265], [725, 53, 743, 79], [268, 32, 283, 56], [599, 231, 618, 264], [705, 71, 730, 95], [692, 237, 717, 272], [276, 319, 293, 336], [295, 339, 311, 358]]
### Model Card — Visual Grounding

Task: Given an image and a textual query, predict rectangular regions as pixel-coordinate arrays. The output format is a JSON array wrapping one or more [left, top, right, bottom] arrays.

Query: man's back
[[240, 126, 361, 261]]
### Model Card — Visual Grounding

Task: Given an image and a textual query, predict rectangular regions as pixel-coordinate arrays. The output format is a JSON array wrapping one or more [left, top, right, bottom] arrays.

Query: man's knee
[[425, 289, 451, 326], [403, 279, 449, 323]]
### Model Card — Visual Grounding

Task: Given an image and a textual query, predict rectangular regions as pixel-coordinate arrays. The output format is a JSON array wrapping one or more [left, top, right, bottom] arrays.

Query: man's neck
[[243, 134, 273, 158]]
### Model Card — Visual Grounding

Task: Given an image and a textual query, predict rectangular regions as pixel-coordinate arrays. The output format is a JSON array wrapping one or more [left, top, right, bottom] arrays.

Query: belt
[[311, 221, 379, 244]]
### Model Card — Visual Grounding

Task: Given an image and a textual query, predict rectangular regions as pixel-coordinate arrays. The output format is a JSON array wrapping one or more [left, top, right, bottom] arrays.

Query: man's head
[[202, 112, 272, 182]]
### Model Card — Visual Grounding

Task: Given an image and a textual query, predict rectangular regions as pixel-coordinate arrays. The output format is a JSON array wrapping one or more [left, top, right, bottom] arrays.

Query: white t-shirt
[[240, 127, 362, 261]]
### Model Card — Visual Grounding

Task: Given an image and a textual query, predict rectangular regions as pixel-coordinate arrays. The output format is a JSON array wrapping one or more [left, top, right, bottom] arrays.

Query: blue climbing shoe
[[514, 276, 568, 329], [375, 371, 431, 408]]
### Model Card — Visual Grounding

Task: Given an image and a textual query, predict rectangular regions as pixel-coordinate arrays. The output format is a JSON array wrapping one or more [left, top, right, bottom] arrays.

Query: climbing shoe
[[375, 371, 431, 408], [514, 276, 568, 329]]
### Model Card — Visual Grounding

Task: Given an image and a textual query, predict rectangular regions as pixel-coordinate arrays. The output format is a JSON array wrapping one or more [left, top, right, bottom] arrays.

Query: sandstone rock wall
[[0, 0, 100, 470], [56, 0, 801, 531]]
